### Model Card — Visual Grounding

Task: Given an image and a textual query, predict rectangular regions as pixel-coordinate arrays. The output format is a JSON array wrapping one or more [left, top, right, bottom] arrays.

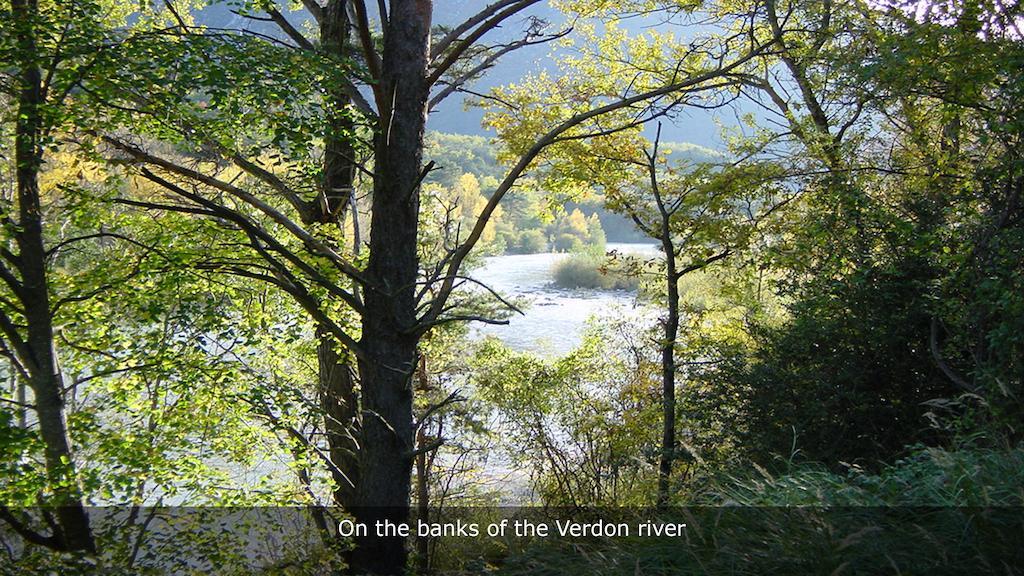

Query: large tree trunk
[[352, 331, 418, 574], [319, 0, 358, 225], [351, 1, 432, 573], [11, 0, 95, 553]]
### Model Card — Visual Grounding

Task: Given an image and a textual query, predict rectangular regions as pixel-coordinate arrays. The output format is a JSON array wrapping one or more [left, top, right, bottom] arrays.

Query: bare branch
[[352, 0, 383, 83], [0, 507, 63, 551], [266, 7, 315, 51], [301, 0, 324, 24], [675, 250, 732, 279], [427, 0, 543, 86], [414, 389, 464, 433], [428, 26, 571, 111], [433, 0, 532, 57]]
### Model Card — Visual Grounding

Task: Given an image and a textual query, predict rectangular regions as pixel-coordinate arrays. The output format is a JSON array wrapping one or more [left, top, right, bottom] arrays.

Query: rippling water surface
[[469, 243, 659, 355]]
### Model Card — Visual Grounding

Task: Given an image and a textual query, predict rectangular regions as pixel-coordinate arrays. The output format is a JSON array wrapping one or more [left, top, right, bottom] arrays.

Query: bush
[[551, 233, 582, 252], [551, 254, 638, 290], [514, 229, 548, 254], [694, 258, 961, 469]]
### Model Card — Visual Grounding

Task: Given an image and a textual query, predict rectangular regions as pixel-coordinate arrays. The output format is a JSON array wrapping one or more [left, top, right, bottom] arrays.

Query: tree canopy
[[1, 0, 1021, 574]]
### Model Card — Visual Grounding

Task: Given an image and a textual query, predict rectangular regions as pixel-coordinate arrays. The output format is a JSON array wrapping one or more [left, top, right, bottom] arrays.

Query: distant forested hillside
[[424, 132, 507, 187], [425, 132, 722, 245], [426, 132, 720, 186]]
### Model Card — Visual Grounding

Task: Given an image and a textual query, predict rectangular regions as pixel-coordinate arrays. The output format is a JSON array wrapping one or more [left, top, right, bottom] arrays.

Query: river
[[468, 242, 659, 356]]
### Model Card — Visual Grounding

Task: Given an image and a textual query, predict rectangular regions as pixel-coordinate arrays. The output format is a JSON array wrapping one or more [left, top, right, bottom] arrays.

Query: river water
[[468, 243, 659, 356]]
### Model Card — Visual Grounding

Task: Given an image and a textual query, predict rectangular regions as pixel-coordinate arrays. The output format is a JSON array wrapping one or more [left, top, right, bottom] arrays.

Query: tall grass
[[494, 446, 1024, 575], [699, 445, 1024, 507]]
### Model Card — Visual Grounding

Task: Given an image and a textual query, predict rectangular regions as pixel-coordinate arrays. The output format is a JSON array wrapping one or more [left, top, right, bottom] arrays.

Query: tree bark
[[656, 217, 679, 509], [10, 0, 95, 553], [317, 0, 362, 514], [414, 421, 431, 575], [318, 328, 361, 509], [415, 355, 431, 576], [319, 0, 358, 225], [351, 1, 432, 573]]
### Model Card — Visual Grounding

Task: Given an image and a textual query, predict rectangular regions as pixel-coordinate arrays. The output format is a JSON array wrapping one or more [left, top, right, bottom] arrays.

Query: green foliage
[[701, 261, 954, 467], [672, 0, 1024, 472], [551, 253, 638, 291], [473, 323, 664, 506], [702, 445, 1024, 507], [425, 137, 639, 253], [425, 132, 507, 188], [507, 228, 548, 254], [495, 447, 1024, 575]]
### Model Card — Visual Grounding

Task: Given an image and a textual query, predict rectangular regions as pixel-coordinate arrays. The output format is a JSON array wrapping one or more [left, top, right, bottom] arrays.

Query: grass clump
[[551, 253, 638, 291]]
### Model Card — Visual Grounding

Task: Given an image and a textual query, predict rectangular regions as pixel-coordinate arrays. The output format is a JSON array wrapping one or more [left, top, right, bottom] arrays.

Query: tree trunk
[[415, 425, 430, 575], [319, 0, 358, 225], [15, 374, 27, 428], [351, 1, 432, 573], [317, 0, 362, 513], [11, 0, 95, 552], [352, 330, 418, 574], [656, 228, 679, 509], [318, 328, 361, 509], [415, 355, 431, 575]]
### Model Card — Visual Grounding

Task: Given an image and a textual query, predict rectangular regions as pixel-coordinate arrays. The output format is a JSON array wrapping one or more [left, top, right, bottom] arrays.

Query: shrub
[[698, 445, 1024, 507], [515, 229, 548, 253], [551, 233, 582, 252], [552, 254, 638, 290]]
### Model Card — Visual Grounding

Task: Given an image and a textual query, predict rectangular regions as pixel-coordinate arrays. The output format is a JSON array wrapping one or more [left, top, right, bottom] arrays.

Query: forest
[[1, 0, 1022, 574]]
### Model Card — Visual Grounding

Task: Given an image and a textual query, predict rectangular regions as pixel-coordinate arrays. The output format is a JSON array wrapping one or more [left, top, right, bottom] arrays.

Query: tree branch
[[427, 0, 543, 87], [433, 0, 532, 57], [428, 26, 571, 111], [0, 507, 63, 551], [266, 7, 315, 50], [301, 0, 324, 24], [104, 136, 367, 284], [421, 35, 778, 325]]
